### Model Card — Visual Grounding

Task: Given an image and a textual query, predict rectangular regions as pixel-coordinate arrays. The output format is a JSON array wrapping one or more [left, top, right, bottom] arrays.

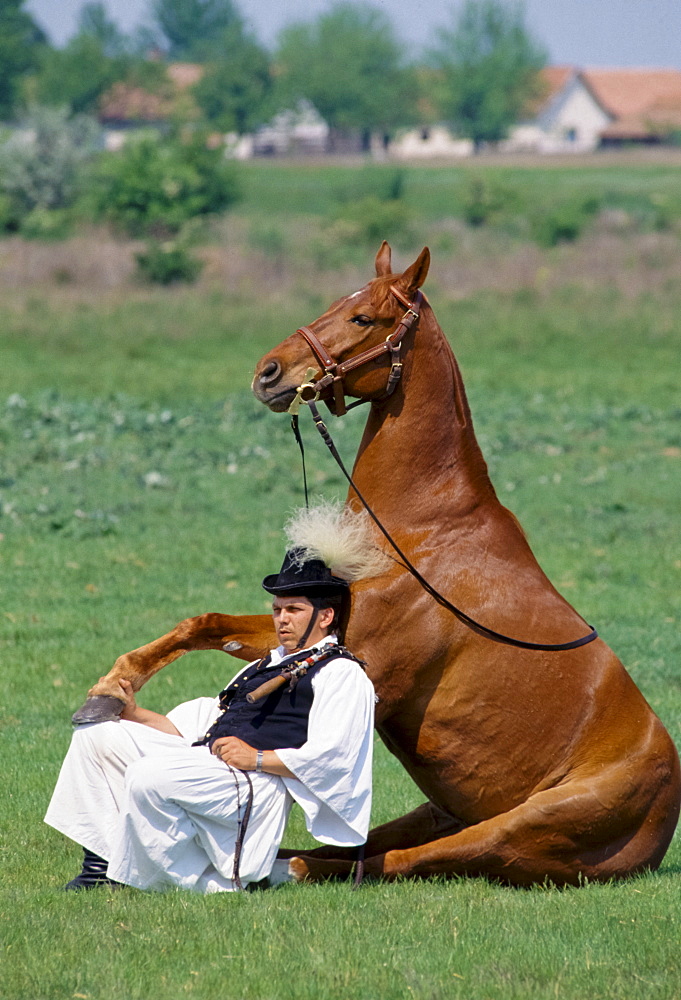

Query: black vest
[[194, 647, 354, 752]]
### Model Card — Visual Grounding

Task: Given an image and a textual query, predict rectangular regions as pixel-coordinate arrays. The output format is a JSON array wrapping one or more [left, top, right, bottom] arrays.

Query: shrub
[[0, 106, 100, 230], [19, 206, 72, 240], [92, 133, 241, 237], [0, 192, 19, 231], [601, 191, 673, 233], [333, 195, 413, 245], [248, 222, 287, 259], [462, 175, 518, 227], [334, 166, 407, 206], [135, 240, 204, 285], [531, 197, 600, 248]]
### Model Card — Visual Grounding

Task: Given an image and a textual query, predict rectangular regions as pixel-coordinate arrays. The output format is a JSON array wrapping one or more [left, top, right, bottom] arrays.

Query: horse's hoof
[[287, 857, 310, 883], [71, 695, 125, 725]]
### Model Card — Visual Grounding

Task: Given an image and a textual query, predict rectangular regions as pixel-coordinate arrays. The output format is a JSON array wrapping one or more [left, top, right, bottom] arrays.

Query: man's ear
[[319, 607, 336, 631]]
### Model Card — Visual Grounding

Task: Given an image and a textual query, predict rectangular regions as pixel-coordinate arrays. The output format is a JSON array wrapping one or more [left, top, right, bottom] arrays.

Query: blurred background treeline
[[7, 0, 681, 284], [2, 0, 681, 284]]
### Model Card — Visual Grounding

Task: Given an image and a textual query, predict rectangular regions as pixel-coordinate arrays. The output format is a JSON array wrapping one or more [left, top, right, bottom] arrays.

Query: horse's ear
[[375, 241, 392, 276], [395, 247, 430, 297]]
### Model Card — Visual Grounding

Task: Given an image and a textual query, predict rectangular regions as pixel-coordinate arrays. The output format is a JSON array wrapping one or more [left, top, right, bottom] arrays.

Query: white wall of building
[[390, 125, 474, 159], [505, 75, 613, 153]]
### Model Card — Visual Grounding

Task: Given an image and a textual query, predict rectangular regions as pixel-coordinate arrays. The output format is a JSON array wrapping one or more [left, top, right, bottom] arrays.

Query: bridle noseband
[[294, 285, 423, 416]]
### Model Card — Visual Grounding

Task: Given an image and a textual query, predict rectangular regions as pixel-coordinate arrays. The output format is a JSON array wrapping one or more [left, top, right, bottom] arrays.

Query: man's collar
[[271, 634, 338, 664]]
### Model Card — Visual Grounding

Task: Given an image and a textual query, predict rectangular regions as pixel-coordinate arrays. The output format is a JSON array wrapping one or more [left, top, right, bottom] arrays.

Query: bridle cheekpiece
[[291, 285, 423, 416]]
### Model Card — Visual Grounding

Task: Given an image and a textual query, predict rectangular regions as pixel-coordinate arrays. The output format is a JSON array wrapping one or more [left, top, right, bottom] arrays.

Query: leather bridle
[[294, 285, 423, 416]]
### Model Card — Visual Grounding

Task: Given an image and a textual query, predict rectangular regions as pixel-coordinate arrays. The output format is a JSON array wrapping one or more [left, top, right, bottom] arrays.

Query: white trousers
[[44, 698, 293, 893]]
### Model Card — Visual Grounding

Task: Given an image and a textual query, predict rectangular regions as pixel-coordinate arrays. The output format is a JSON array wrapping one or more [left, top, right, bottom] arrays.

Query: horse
[[74, 242, 680, 886]]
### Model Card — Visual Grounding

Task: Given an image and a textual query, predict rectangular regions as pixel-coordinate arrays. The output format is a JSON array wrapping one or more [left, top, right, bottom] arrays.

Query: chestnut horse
[[74, 243, 680, 886]]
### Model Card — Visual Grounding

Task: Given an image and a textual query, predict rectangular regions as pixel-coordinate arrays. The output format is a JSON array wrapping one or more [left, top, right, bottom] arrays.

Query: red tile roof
[[167, 63, 204, 90], [523, 66, 576, 117], [529, 66, 681, 140], [99, 82, 171, 122], [582, 68, 681, 118], [99, 63, 204, 124], [583, 69, 681, 139], [539, 66, 575, 102]]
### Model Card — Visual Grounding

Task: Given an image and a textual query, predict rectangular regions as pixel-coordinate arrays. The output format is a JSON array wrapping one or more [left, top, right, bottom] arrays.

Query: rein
[[289, 290, 599, 654]]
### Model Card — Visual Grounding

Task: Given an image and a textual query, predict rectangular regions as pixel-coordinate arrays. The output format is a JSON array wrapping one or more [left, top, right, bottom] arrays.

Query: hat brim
[[262, 574, 349, 597]]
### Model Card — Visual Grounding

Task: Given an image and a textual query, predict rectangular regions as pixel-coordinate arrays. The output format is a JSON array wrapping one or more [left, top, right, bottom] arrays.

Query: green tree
[[0, 0, 46, 120], [275, 2, 417, 148], [430, 0, 546, 149], [151, 0, 244, 60], [28, 10, 169, 118], [77, 2, 131, 57], [29, 34, 124, 115], [192, 28, 271, 134]]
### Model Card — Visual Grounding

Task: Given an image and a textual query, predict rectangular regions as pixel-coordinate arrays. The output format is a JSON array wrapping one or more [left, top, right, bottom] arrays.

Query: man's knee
[[125, 756, 175, 806], [72, 720, 124, 757]]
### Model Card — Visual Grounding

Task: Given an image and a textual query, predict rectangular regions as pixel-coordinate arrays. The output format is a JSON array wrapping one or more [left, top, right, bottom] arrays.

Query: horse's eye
[[351, 315, 373, 327]]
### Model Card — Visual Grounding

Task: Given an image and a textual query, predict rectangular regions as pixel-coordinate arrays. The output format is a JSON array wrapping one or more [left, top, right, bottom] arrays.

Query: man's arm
[[211, 736, 295, 778], [116, 679, 182, 736]]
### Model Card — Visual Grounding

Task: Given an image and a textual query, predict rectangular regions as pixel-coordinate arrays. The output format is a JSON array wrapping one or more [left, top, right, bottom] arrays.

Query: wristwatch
[[255, 750, 264, 773]]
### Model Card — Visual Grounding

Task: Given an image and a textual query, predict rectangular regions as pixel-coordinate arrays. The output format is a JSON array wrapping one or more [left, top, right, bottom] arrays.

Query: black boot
[[63, 848, 122, 890]]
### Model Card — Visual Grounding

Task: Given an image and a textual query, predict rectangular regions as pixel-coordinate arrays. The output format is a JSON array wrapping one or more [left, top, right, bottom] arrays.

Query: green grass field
[[1, 157, 680, 999]]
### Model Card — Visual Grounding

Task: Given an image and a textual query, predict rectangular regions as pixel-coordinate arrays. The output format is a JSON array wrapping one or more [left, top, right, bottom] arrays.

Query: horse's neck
[[352, 305, 496, 523]]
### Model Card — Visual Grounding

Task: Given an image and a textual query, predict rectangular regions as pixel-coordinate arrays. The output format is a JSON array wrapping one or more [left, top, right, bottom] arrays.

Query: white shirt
[[220, 637, 375, 846]]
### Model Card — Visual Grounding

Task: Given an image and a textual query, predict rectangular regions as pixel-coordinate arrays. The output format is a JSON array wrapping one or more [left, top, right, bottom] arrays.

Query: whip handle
[[246, 673, 289, 704]]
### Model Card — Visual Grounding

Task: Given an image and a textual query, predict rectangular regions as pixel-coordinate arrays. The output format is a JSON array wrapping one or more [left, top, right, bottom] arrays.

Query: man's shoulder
[[314, 650, 373, 687]]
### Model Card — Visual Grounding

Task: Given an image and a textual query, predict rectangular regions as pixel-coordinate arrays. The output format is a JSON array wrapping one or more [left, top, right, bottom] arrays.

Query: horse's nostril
[[259, 360, 282, 386]]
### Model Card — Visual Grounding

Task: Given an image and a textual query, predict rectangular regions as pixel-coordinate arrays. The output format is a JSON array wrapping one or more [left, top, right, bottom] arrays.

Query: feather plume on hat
[[284, 500, 392, 583]]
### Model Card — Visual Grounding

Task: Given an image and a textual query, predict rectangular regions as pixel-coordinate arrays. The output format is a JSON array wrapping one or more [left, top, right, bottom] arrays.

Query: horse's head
[[252, 242, 430, 414]]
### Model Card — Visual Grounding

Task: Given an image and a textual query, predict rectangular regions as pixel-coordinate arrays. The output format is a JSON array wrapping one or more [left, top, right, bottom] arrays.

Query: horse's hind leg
[[72, 613, 275, 724], [290, 766, 680, 886]]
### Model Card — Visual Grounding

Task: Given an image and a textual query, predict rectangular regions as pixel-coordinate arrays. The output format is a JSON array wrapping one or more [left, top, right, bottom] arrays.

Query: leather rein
[[290, 286, 599, 654]]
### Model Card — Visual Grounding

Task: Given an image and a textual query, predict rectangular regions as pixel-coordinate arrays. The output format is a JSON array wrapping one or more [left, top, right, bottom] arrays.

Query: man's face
[[271, 595, 333, 651]]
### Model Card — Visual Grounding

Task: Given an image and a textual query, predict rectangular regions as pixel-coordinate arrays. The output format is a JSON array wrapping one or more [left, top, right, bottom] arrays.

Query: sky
[[25, 0, 681, 69]]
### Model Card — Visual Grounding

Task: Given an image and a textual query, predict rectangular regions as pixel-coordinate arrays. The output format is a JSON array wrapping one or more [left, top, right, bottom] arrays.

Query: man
[[45, 545, 375, 893]]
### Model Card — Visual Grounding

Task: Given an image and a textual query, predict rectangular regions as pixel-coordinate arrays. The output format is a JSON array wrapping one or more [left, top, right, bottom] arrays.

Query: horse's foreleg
[[72, 613, 276, 724], [278, 800, 466, 861], [289, 767, 680, 886]]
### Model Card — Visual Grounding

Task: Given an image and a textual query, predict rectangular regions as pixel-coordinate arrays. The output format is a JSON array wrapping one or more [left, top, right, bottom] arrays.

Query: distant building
[[588, 69, 681, 145], [505, 66, 681, 152], [393, 66, 681, 158], [98, 66, 330, 158], [390, 125, 474, 160], [98, 62, 681, 157], [251, 101, 329, 157], [99, 63, 203, 149]]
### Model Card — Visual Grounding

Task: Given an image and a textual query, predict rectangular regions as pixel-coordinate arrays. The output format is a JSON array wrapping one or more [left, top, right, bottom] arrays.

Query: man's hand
[[212, 736, 257, 770], [116, 678, 138, 721], [211, 738, 295, 778], [106, 677, 181, 736]]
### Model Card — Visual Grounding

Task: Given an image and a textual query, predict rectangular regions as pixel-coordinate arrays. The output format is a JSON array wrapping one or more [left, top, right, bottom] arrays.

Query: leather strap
[[295, 287, 423, 415]]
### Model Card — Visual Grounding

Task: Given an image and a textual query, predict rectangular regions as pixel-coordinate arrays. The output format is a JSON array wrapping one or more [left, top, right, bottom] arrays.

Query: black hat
[[262, 548, 350, 597]]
